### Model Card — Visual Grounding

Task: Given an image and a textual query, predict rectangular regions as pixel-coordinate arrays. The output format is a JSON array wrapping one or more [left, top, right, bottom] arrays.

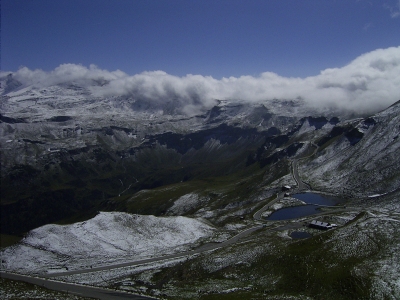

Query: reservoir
[[266, 192, 340, 221]]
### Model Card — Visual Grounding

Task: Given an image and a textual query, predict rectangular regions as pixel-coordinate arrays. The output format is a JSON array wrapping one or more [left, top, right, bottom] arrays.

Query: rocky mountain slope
[[1, 75, 398, 235], [1, 74, 400, 299], [0, 76, 331, 234], [301, 100, 400, 197]]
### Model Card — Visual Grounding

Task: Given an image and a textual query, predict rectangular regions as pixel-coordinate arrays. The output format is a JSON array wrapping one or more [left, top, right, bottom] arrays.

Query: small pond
[[266, 192, 342, 221], [267, 205, 321, 220], [292, 192, 339, 206], [290, 231, 312, 239]]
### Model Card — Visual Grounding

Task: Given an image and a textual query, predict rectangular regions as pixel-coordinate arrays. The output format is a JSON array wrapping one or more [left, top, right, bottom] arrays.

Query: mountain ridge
[[1, 78, 400, 299], [1, 79, 399, 236]]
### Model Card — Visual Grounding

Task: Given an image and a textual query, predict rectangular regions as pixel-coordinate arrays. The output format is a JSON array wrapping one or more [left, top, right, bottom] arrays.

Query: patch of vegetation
[[0, 125, 290, 235], [268, 233, 373, 299], [116, 162, 267, 217], [0, 234, 22, 248], [54, 210, 99, 226], [317, 133, 344, 152], [1, 164, 41, 204], [0, 278, 92, 300], [127, 213, 385, 300]]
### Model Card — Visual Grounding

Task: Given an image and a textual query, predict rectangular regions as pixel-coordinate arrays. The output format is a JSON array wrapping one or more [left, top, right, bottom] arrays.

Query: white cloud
[[9, 64, 127, 88], [384, 0, 400, 18], [3, 46, 400, 115]]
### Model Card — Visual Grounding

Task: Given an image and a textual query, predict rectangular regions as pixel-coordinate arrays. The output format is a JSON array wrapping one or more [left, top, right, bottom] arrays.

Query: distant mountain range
[[1, 75, 398, 233], [1, 74, 400, 299]]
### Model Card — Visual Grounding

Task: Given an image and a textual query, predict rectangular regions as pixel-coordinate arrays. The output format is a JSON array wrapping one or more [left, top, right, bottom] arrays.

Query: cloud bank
[[4, 46, 400, 115]]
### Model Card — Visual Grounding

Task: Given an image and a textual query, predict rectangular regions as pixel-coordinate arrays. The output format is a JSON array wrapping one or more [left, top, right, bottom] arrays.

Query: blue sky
[[2, 0, 400, 78]]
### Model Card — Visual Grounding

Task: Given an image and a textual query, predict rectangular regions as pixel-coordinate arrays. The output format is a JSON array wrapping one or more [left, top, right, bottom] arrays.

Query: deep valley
[[1, 75, 399, 299]]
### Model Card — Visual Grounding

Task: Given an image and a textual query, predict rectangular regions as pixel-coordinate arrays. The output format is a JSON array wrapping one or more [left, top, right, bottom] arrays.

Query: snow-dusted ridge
[[1, 212, 215, 274], [300, 100, 400, 196], [1, 61, 400, 298]]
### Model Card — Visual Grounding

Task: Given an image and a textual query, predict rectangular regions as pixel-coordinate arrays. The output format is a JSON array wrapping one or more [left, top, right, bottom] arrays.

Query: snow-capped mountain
[[301, 100, 400, 197], [1, 73, 400, 300], [0, 75, 399, 236]]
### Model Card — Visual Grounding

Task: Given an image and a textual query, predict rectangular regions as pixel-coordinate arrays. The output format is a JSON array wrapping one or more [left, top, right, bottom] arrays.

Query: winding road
[[1, 143, 345, 299], [1, 224, 267, 299], [44, 225, 264, 278], [0, 271, 154, 300], [41, 156, 314, 279], [1, 226, 266, 299]]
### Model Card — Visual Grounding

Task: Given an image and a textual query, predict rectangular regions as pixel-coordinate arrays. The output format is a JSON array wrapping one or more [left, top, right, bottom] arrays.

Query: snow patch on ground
[[201, 244, 266, 273], [261, 197, 306, 218], [301, 107, 400, 196], [223, 223, 246, 231], [194, 207, 216, 219], [322, 207, 400, 298], [166, 193, 209, 215], [267, 173, 297, 190]]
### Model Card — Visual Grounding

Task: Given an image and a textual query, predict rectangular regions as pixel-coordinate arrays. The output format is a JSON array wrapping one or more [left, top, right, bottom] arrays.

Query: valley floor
[[2, 139, 400, 299], [2, 182, 399, 299]]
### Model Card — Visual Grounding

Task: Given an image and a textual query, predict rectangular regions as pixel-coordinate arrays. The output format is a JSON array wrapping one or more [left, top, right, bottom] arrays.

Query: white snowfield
[[1, 212, 215, 274]]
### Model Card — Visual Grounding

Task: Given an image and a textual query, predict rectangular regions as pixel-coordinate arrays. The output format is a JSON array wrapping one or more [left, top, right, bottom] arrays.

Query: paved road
[[45, 158, 309, 279], [1, 221, 265, 299], [45, 225, 263, 278], [1, 142, 348, 299], [252, 157, 312, 222], [291, 142, 320, 190], [253, 194, 281, 221], [292, 159, 305, 190], [0, 271, 154, 300]]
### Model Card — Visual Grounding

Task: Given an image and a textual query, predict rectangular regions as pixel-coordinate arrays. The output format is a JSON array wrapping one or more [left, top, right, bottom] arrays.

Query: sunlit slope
[[301, 101, 400, 196], [1, 212, 214, 274]]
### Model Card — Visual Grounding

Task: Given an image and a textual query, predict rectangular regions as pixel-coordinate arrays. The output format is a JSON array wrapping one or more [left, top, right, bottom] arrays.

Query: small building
[[309, 220, 333, 230], [282, 185, 291, 192]]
